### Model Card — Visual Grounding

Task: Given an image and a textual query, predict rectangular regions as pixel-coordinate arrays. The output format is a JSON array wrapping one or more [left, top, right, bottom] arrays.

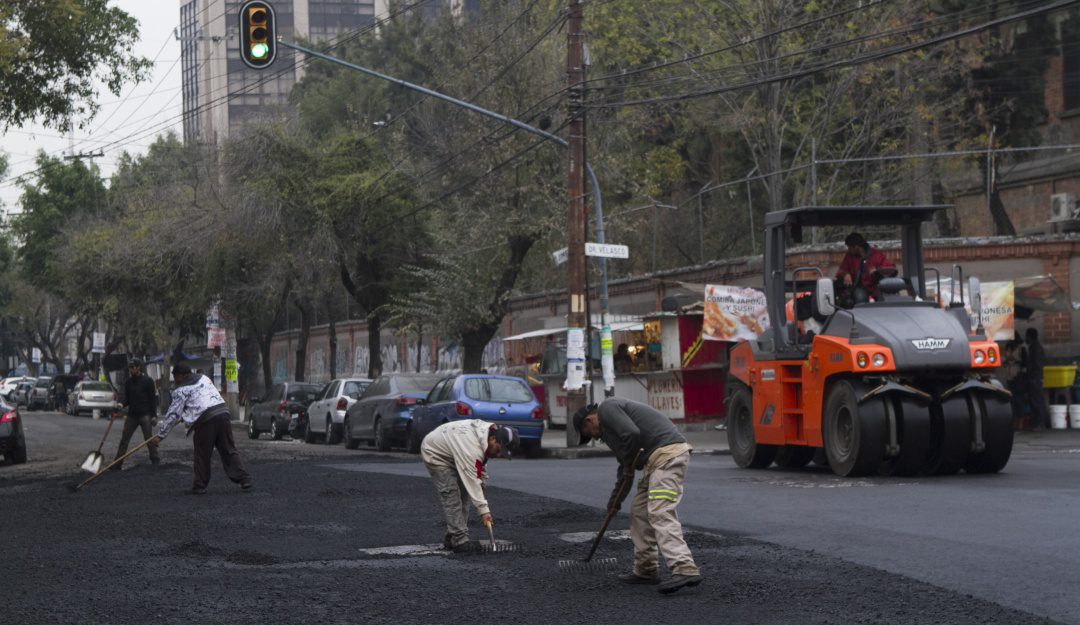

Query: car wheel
[[374, 417, 391, 452], [247, 418, 259, 440], [304, 420, 319, 444], [343, 418, 360, 450], [522, 439, 543, 459], [271, 418, 284, 440], [326, 416, 341, 445], [10, 440, 27, 464], [406, 425, 422, 454]]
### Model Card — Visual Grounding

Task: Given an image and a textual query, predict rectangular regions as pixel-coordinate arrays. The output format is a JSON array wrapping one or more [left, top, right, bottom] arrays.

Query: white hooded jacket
[[420, 419, 492, 515], [156, 374, 228, 439]]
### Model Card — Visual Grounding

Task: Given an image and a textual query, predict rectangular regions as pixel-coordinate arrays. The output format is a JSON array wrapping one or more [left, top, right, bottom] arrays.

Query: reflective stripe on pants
[[630, 451, 700, 577]]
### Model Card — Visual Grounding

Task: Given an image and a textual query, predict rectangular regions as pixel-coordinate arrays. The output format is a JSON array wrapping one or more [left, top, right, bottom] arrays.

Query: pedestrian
[[419, 419, 520, 552], [573, 399, 703, 594], [155, 362, 252, 494], [1003, 332, 1028, 429], [1024, 328, 1051, 431], [114, 359, 161, 469]]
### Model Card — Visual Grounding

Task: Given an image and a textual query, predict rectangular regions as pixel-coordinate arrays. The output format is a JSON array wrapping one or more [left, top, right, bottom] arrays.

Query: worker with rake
[[420, 420, 519, 553], [573, 399, 703, 594]]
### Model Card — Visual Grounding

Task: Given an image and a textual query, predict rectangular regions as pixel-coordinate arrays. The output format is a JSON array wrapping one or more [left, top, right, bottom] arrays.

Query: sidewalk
[[538, 424, 1080, 459]]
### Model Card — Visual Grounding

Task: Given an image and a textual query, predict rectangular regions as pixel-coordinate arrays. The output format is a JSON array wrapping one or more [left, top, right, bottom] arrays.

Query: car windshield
[[464, 378, 533, 403], [35, 379, 50, 387], [82, 383, 112, 392], [343, 381, 369, 396], [395, 376, 441, 393], [287, 386, 321, 402]]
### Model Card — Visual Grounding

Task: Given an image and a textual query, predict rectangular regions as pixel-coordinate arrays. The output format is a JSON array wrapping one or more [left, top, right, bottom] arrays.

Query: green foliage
[[0, 0, 150, 129]]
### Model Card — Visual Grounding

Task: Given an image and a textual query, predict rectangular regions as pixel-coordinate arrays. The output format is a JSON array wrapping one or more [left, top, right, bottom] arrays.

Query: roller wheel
[[727, 386, 777, 468], [773, 445, 815, 469], [823, 380, 887, 477], [920, 396, 970, 476], [812, 448, 829, 467], [878, 397, 931, 477], [964, 392, 1014, 474]]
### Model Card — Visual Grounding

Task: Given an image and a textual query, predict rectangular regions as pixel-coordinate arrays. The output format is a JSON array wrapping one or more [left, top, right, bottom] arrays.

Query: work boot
[[618, 573, 659, 585], [451, 541, 478, 554], [188, 486, 207, 495], [658, 573, 703, 595], [240, 480, 253, 491]]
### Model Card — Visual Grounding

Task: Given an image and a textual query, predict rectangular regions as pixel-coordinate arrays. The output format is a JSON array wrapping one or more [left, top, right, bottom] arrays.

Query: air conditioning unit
[[1049, 193, 1078, 222]]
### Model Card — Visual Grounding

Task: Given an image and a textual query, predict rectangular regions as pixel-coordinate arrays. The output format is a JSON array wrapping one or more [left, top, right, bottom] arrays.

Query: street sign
[[92, 332, 106, 354], [31, 348, 41, 364], [552, 247, 568, 265], [585, 242, 629, 259]]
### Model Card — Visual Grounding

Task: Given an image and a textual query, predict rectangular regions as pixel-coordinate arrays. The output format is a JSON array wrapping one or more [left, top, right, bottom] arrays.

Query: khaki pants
[[630, 451, 700, 577], [425, 463, 471, 548]]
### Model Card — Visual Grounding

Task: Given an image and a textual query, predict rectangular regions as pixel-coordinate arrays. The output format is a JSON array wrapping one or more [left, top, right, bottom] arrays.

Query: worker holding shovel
[[155, 362, 252, 494], [573, 399, 703, 594], [113, 359, 160, 469], [420, 420, 519, 552]]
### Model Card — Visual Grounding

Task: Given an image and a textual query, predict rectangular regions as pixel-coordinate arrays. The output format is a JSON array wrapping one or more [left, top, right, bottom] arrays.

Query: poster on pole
[[703, 285, 770, 342], [926, 280, 1014, 341], [225, 359, 238, 393], [31, 348, 41, 364], [564, 328, 586, 391], [207, 328, 226, 349], [92, 332, 106, 354]]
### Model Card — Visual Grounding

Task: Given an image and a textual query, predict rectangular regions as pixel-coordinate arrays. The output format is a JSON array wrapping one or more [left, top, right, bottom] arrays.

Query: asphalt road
[[1, 411, 1071, 625]]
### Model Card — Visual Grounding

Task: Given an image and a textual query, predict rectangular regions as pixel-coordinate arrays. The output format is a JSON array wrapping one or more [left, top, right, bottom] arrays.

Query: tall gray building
[[181, 0, 468, 145]]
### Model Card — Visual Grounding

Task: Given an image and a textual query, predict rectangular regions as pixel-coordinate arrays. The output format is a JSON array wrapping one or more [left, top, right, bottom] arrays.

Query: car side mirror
[[415, 398, 426, 406], [816, 277, 836, 317]]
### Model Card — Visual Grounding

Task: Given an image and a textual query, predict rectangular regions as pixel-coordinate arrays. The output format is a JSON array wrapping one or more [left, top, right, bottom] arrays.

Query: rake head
[[476, 542, 522, 555], [557, 557, 619, 573]]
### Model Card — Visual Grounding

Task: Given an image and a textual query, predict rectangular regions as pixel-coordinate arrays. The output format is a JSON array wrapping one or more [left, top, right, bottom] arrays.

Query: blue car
[[410, 375, 545, 457]]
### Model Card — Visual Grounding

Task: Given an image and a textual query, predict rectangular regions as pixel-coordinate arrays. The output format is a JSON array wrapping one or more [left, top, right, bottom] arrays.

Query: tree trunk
[[293, 297, 312, 382], [459, 234, 536, 373], [328, 315, 338, 380], [461, 329, 491, 374], [258, 332, 274, 393], [367, 313, 382, 378]]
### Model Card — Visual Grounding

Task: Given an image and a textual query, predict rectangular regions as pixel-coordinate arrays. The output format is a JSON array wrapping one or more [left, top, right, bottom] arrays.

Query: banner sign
[[92, 332, 106, 354], [225, 359, 238, 393], [927, 280, 1014, 342], [703, 285, 770, 342], [207, 328, 226, 349]]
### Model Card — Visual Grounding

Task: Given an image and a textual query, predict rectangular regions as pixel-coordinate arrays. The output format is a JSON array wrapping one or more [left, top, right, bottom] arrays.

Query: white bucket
[[1050, 405, 1068, 429], [1069, 405, 1080, 429]]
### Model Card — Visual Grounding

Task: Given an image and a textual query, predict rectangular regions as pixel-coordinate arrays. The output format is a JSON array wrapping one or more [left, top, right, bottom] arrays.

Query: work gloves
[[606, 468, 636, 513]]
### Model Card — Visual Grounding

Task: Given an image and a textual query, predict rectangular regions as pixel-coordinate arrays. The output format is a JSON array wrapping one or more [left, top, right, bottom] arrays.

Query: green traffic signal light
[[251, 43, 269, 59], [239, 1, 276, 69]]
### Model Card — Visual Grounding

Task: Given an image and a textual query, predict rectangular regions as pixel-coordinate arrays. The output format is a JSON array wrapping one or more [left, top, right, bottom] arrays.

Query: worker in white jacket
[[420, 419, 519, 552]]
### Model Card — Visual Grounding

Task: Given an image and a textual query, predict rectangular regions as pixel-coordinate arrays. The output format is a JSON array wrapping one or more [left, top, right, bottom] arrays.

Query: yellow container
[[1043, 365, 1077, 389]]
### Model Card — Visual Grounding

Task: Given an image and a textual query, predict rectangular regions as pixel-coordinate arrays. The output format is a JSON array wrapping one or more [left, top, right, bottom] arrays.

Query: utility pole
[[565, 0, 588, 447]]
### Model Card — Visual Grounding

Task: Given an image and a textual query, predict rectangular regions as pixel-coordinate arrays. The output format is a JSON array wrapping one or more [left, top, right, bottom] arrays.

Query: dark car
[[0, 402, 27, 465], [342, 373, 441, 451], [247, 382, 322, 440], [411, 375, 545, 456]]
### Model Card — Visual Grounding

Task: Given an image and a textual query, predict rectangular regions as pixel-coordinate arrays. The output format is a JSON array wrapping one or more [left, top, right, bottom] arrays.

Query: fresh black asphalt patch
[[2, 456, 1062, 625]]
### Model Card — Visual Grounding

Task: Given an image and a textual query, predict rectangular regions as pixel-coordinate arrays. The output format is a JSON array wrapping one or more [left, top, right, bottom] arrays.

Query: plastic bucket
[[1070, 405, 1080, 429], [1050, 405, 1068, 429]]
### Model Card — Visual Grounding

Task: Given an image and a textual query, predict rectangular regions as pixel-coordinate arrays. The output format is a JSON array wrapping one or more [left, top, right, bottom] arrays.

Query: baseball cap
[[572, 403, 599, 445], [492, 425, 520, 459]]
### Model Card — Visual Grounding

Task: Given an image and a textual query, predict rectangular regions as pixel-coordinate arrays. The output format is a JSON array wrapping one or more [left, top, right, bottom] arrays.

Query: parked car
[[27, 376, 53, 411], [343, 373, 442, 451], [67, 381, 118, 416], [12, 380, 33, 407], [0, 401, 26, 465], [247, 382, 322, 440], [411, 374, 545, 456], [303, 378, 372, 444], [0, 377, 31, 402]]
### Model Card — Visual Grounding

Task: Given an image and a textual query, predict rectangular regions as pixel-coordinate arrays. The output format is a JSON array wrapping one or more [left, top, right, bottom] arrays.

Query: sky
[[0, 1, 183, 216]]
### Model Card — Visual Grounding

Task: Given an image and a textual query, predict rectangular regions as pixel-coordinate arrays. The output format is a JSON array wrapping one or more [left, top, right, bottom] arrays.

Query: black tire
[[878, 396, 931, 477], [773, 445, 815, 469], [964, 392, 1014, 474], [522, 439, 543, 459], [9, 441, 27, 464], [811, 448, 829, 467], [271, 418, 284, 441], [326, 417, 341, 445], [920, 396, 970, 476], [343, 418, 360, 450], [374, 417, 391, 452], [247, 418, 259, 440], [823, 380, 887, 477], [406, 425, 423, 454], [304, 421, 319, 444], [727, 385, 777, 469]]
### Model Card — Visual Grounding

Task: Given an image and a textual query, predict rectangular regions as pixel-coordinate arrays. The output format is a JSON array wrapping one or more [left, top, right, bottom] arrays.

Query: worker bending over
[[574, 399, 703, 594], [420, 420, 519, 552]]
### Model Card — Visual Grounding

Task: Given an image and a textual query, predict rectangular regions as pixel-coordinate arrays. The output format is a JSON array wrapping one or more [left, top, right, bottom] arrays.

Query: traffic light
[[239, 1, 276, 69]]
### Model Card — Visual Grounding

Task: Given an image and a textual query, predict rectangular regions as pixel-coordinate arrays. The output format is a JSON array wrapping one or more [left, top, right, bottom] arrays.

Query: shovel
[[80, 411, 119, 474], [69, 435, 161, 492]]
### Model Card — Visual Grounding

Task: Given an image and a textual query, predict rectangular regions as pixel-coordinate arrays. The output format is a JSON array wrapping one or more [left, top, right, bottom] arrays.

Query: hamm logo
[[911, 338, 951, 351]]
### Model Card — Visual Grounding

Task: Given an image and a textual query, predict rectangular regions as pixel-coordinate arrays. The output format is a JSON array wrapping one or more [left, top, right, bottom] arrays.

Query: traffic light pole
[[276, 39, 614, 442]]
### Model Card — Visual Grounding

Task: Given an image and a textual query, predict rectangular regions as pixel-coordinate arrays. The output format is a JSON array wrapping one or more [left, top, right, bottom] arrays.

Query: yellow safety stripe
[[648, 495, 678, 502], [649, 489, 679, 496]]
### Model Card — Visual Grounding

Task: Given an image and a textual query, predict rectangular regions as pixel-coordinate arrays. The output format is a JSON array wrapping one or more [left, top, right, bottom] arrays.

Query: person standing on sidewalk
[[419, 420, 519, 552], [1024, 328, 1051, 431], [155, 362, 251, 494], [113, 359, 160, 469], [573, 399, 703, 594]]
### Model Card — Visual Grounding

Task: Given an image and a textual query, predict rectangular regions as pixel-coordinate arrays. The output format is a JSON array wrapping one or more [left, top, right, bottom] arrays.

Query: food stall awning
[[503, 321, 644, 342]]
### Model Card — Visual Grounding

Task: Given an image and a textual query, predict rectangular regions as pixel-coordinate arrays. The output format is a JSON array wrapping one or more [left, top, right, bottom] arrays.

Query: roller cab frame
[[727, 206, 1013, 477]]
